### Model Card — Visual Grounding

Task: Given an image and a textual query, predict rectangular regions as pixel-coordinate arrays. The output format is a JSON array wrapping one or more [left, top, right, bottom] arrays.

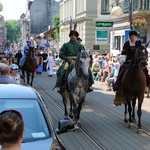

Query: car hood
[[21, 138, 53, 150]]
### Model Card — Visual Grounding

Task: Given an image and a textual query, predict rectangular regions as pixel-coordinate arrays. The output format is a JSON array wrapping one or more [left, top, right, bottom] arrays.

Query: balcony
[[100, 0, 150, 16], [119, 0, 150, 14]]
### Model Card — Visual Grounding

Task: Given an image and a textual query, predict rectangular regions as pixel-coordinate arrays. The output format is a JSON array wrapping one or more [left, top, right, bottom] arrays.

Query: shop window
[[115, 36, 121, 50]]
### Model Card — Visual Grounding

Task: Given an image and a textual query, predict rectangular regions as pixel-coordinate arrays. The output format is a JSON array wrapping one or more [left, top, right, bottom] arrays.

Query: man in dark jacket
[[15, 50, 23, 69]]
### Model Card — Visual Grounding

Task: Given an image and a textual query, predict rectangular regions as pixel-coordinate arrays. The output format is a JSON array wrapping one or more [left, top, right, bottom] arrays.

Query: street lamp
[[129, 0, 133, 30], [111, 0, 133, 30], [60, 17, 72, 32]]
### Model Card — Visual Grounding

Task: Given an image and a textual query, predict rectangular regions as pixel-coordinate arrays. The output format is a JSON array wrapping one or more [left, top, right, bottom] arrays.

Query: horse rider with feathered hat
[[55, 30, 94, 93], [113, 30, 150, 92], [19, 40, 38, 68]]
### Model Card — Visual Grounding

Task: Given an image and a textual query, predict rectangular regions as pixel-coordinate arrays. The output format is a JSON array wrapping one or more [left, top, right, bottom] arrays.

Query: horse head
[[28, 47, 34, 59], [133, 42, 149, 69], [75, 50, 90, 78]]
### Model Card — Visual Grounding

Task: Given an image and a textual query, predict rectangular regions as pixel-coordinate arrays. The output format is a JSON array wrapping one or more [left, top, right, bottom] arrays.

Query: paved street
[[32, 66, 150, 150]]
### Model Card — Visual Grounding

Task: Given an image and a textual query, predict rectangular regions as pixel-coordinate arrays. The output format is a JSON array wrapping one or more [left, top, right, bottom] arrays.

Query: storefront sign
[[96, 22, 113, 27], [96, 30, 108, 45]]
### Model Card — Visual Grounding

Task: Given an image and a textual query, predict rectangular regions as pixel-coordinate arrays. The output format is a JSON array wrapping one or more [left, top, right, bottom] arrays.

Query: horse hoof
[[73, 124, 79, 132], [64, 116, 69, 120], [69, 114, 73, 119], [128, 123, 133, 129], [137, 128, 142, 134], [132, 118, 136, 123], [77, 120, 81, 127], [124, 118, 128, 123]]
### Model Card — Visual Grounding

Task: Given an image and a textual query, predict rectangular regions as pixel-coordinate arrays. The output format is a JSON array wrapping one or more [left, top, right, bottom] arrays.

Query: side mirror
[[56, 119, 74, 135]]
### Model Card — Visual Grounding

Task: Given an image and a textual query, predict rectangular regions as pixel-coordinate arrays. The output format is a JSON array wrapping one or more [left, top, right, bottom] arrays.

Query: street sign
[[96, 22, 113, 27]]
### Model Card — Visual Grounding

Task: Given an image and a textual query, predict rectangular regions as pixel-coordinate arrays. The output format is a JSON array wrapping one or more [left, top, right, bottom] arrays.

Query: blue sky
[[0, 0, 27, 20]]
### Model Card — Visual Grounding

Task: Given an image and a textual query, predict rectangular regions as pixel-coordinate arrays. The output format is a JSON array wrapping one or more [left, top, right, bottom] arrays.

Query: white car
[[0, 84, 74, 150]]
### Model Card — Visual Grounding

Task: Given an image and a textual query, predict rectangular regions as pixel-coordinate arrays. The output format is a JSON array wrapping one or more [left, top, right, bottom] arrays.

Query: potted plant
[[132, 16, 148, 29]]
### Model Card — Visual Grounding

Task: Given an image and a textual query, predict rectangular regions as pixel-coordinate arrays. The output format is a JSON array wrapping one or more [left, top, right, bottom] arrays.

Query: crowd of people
[[91, 52, 121, 91]]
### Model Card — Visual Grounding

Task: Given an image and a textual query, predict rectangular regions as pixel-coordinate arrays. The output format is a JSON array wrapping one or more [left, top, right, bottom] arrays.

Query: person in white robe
[[44, 52, 54, 76]]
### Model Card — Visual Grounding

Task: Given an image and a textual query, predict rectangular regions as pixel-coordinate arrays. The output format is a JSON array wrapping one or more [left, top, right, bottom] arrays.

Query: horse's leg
[[137, 98, 143, 132], [69, 98, 73, 119], [126, 98, 132, 128], [124, 103, 128, 123], [26, 72, 30, 85], [63, 97, 68, 117], [131, 98, 136, 122], [61, 90, 68, 118], [70, 92, 78, 122], [22, 69, 25, 83], [30, 72, 34, 86], [77, 97, 85, 121]]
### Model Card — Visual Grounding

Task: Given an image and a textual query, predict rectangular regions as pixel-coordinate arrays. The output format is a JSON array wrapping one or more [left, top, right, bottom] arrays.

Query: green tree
[[52, 14, 60, 41], [5, 19, 21, 45]]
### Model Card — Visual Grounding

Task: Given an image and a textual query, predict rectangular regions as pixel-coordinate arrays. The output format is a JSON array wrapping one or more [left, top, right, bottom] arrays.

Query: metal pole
[[70, 16, 72, 31], [129, 0, 133, 30]]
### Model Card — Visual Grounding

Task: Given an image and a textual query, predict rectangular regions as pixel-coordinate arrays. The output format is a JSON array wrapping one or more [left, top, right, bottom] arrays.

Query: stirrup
[[87, 87, 93, 93]]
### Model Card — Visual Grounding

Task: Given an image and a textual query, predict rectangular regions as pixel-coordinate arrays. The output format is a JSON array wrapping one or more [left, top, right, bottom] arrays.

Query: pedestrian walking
[[44, 51, 54, 77]]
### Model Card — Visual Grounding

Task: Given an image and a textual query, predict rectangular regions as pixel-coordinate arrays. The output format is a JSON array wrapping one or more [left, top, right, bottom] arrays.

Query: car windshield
[[0, 99, 51, 143]]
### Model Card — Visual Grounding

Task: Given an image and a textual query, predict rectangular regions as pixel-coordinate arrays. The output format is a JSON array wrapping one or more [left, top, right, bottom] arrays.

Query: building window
[[26, 34, 29, 40], [26, 23, 29, 31], [101, 0, 110, 14], [115, 36, 121, 50]]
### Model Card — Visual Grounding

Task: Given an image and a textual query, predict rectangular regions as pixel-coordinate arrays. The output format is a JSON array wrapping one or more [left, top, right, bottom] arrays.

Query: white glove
[[119, 55, 126, 64]]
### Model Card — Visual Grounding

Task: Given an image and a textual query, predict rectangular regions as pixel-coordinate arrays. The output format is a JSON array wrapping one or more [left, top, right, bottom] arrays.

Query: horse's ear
[[145, 41, 150, 48]]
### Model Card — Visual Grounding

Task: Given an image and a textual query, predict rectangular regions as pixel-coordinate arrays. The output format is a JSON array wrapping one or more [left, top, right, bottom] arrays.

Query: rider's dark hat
[[77, 37, 82, 41], [129, 31, 138, 37], [26, 40, 31, 43], [69, 30, 79, 37]]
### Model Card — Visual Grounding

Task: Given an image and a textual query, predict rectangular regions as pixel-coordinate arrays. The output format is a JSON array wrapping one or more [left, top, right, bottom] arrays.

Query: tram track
[[34, 81, 107, 150], [86, 98, 150, 136], [36, 82, 150, 137], [34, 78, 150, 150]]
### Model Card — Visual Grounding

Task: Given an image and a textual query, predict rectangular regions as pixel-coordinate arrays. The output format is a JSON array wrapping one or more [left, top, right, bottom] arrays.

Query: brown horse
[[115, 43, 149, 133], [22, 47, 36, 86]]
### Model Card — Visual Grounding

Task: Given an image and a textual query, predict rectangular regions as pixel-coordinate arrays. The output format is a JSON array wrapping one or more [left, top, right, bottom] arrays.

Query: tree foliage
[[52, 14, 60, 41], [5, 20, 21, 44]]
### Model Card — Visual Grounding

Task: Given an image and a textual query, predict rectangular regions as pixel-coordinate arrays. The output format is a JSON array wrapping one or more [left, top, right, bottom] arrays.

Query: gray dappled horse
[[122, 43, 149, 133], [60, 50, 90, 127]]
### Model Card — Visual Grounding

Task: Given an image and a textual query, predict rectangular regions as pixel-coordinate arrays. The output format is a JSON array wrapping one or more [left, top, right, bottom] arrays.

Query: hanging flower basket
[[132, 17, 148, 29]]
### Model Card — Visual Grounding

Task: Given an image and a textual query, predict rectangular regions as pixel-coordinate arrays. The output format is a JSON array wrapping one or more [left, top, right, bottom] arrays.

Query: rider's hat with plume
[[69, 21, 79, 37]]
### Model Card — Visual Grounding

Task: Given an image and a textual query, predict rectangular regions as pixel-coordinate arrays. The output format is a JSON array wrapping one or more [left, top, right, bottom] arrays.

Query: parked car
[[0, 84, 74, 150]]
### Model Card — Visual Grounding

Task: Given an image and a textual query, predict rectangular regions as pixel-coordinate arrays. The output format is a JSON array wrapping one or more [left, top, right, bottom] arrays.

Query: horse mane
[[75, 52, 81, 76], [75, 50, 89, 76], [28, 47, 34, 59]]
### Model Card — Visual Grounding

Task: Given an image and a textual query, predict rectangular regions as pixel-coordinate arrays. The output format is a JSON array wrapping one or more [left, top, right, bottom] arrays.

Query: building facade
[[96, 0, 150, 53], [59, 0, 97, 52], [30, 0, 59, 37], [20, 0, 59, 43]]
